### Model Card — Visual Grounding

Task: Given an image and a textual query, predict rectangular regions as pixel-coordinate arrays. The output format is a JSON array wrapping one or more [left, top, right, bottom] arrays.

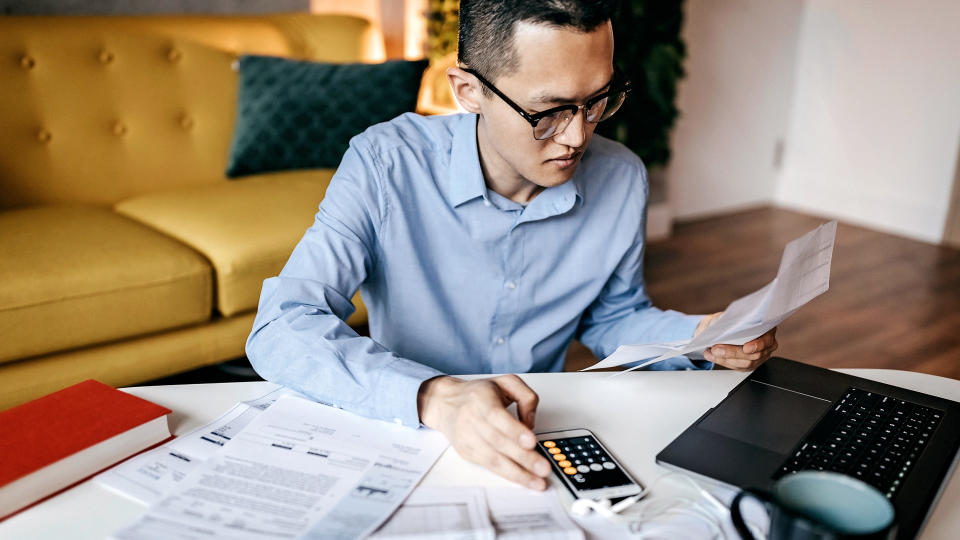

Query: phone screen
[[537, 434, 635, 491]]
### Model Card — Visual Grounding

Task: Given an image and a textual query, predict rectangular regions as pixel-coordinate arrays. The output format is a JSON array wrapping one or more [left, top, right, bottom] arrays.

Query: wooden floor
[[564, 206, 960, 379]]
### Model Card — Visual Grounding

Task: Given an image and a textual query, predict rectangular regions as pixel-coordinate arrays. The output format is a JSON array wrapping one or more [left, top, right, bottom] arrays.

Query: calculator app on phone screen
[[538, 435, 634, 491]]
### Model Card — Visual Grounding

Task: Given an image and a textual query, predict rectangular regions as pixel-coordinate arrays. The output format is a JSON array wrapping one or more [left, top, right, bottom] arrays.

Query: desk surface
[[3, 369, 959, 539]]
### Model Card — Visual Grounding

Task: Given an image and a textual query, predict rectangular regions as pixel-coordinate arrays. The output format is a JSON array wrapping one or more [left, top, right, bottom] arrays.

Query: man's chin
[[535, 163, 579, 188]]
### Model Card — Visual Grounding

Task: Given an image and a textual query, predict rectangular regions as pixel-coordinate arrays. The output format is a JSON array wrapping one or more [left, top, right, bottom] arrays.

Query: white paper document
[[586, 221, 837, 372], [486, 487, 584, 540], [97, 385, 306, 504], [372, 486, 584, 540], [370, 486, 495, 540], [112, 395, 448, 540]]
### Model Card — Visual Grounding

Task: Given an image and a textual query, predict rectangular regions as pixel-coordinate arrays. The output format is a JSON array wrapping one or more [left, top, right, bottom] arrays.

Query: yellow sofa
[[0, 13, 385, 409]]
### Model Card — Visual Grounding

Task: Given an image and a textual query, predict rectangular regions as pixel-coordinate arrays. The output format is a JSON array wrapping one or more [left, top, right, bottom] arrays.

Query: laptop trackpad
[[698, 381, 833, 455]]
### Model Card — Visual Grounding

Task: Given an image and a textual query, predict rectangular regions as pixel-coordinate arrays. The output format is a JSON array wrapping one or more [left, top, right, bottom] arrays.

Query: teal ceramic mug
[[731, 471, 896, 540]]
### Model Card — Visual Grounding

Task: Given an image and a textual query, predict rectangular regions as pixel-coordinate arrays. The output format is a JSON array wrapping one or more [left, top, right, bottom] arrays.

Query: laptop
[[656, 357, 960, 539]]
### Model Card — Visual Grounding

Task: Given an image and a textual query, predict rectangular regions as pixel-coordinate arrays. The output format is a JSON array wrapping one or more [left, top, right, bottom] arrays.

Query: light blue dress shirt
[[246, 112, 709, 428]]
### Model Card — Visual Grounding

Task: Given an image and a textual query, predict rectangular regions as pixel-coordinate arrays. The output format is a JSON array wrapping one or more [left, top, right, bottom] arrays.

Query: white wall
[[668, 0, 960, 243], [774, 0, 960, 243], [666, 0, 804, 219]]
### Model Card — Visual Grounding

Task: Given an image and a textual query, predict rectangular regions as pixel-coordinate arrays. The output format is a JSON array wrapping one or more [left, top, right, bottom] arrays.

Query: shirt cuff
[[668, 312, 707, 341], [637, 355, 714, 371], [374, 357, 446, 428], [623, 313, 713, 371]]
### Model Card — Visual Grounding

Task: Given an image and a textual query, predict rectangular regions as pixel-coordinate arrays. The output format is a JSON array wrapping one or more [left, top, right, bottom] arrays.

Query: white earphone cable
[[570, 471, 767, 540]]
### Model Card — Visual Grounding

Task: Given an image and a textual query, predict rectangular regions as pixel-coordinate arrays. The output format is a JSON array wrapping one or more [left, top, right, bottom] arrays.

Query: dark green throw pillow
[[226, 56, 428, 178]]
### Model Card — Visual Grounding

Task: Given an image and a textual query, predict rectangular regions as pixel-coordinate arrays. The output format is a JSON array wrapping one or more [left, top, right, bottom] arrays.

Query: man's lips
[[547, 151, 582, 163], [547, 152, 582, 168]]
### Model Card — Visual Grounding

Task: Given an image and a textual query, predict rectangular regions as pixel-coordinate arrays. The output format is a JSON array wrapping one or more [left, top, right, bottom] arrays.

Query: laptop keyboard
[[775, 387, 943, 498]]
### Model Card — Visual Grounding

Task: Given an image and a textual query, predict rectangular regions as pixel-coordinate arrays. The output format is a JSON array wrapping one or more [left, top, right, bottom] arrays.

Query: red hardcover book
[[0, 379, 172, 520]]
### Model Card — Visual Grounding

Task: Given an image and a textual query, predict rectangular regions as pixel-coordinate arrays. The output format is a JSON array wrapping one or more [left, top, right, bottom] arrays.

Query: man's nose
[[554, 109, 587, 148]]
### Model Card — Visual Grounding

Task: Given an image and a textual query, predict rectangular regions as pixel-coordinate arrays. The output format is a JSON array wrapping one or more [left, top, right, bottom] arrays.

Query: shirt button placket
[[491, 229, 517, 371]]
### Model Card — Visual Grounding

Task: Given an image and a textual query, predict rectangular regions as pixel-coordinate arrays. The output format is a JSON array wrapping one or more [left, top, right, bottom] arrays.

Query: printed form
[[370, 486, 583, 540], [587, 221, 837, 372], [112, 395, 448, 540], [370, 486, 495, 540], [97, 385, 305, 504]]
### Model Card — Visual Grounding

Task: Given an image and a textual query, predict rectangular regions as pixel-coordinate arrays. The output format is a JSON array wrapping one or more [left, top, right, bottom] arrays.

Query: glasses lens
[[596, 91, 626, 122], [585, 95, 609, 123], [534, 109, 574, 140]]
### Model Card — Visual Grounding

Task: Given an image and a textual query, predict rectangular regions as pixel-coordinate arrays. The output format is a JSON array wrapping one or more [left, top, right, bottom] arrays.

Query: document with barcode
[[586, 220, 837, 372]]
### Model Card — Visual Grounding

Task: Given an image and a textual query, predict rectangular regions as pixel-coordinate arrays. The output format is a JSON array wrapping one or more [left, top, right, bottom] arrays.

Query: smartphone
[[536, 428, 643, 500]]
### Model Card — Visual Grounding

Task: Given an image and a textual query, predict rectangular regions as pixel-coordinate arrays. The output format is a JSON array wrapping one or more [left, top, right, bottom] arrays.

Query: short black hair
[[458, 0, 617, 84]]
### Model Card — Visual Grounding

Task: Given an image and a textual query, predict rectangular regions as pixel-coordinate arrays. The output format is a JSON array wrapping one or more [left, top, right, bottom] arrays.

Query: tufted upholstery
[[0, 14, 383, 209], [0, 14, 387, 410]]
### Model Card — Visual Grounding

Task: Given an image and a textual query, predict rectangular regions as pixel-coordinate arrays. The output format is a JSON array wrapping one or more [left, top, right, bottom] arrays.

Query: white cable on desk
[[570, 471, 766, 540]]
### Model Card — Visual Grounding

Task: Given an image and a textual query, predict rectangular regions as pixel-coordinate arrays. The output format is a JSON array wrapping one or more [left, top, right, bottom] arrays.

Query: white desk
[[3, 369, 959, 539]]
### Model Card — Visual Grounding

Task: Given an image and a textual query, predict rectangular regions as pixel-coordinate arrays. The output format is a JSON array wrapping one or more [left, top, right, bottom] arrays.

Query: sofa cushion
[[0, 14, 385, 210], [0, 206, 213, 364], [114, 169, 367, 323], [225, 56, 428, 177]]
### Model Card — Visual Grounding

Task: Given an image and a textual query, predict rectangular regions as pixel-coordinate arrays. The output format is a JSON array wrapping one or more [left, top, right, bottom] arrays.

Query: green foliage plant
[[426, 0, 460, 61], [598, 0, 686, 169]]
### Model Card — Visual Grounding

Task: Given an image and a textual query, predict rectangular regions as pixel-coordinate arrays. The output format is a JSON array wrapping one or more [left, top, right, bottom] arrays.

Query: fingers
[[493, 374, 539, 429], [706, 348, 762, 370], [743, 327, 778, 354], [476, 410, 551, 482], [485, 405, 553, 483], [429, 377, 550, 492], [705, 344, 766, 370], [705, 326, 779, 370], [453, 389, 549, 490], [461, 436, 548, 491]]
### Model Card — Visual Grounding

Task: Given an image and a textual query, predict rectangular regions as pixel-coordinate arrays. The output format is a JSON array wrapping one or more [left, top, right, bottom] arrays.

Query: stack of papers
[[98, 386, 302, 504], [105, 393, 448, 540], [586, 221, 837, 372]]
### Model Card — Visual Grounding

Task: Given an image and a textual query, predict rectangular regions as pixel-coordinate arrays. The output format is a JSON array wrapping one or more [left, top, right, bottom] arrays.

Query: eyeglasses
[[462, 67, 631, 141]]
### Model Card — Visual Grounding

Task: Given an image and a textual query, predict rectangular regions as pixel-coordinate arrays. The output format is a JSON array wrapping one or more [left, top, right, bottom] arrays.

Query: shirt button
[[505, 281, 517, 290], [483, 200, 492, 207], [393, 417, 403, 426], [495, 336, 505, 345]]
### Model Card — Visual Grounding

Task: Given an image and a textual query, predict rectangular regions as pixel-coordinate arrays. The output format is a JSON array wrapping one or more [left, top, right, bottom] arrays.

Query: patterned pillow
[[226, 56, 428, 177]]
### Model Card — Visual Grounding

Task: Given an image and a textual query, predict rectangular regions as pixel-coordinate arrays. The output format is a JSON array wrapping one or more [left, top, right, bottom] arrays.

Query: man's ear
[[447, 67, 483, 114]]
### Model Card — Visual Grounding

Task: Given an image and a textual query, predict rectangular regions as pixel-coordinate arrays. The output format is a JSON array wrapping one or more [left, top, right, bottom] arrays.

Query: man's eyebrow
[[529, 77, 614, 105]]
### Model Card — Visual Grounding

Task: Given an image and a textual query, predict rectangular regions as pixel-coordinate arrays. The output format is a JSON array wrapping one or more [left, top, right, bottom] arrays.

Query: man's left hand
[[694, 312, 779, 370]]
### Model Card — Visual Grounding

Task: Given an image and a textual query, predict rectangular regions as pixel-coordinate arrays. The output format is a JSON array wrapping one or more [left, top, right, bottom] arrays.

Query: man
[[247, 0, 777, 492]]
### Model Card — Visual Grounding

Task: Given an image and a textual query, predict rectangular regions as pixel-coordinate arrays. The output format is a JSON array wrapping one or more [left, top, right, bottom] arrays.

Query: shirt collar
[[447, 114, 487, 207], [516, 169, 582, 224]]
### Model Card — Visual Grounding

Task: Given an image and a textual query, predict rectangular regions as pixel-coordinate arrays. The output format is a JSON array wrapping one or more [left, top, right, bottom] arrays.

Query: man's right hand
[[417, 375, 552, 490]]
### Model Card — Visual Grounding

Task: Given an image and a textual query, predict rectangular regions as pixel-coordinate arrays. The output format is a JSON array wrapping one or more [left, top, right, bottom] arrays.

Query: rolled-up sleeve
[[246, 136, 444, 427]]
